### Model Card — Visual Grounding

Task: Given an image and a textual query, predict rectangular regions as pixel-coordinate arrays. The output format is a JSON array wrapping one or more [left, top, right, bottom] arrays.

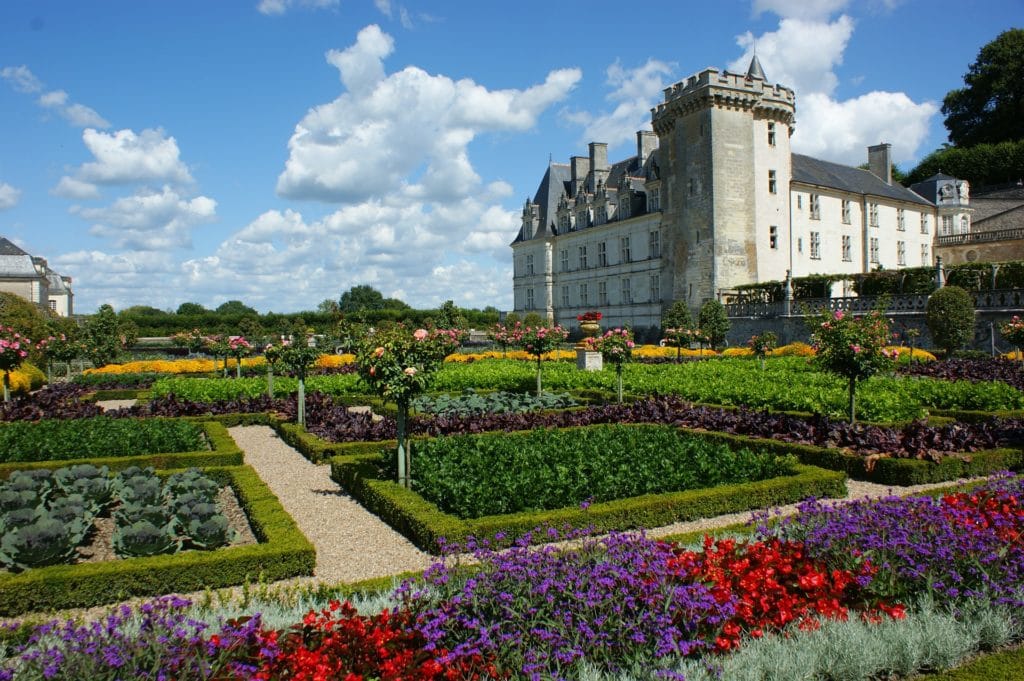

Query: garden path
[[228, 425, 433, 583]]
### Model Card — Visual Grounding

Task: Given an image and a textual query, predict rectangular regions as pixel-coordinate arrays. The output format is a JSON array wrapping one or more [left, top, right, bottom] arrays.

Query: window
[[797, 195, 802, 209], [560, 249, 568, 272], [649, 230, 661, 258], [526, 254, 534, 275], [869, 237, 879, 263], [559, 213, 570, 231], [921, 243, 930, 265], [810, 231, 821, 259], [526, 288, 535, 310], [620, 278, 632, 304], [577, 210, 589, 228], [961, 215, 970, 232], [797, 237, 803, 254], [897, 208, 906, 232], [842, 200, 851, 225], [649, 274, 660, 303], [49, 300, 57, 312], [598, 241, 608, 267], [620, 198, 631, 219], [809, 194, 820, 220], [769, 225, 778, 250], [941, 215, 953, 235], [578, 245, 588, 269], [767, 122, 776, 147], [561, 285, 569, 308], [841, 235, 852, 262], [869, 203, 879, 227], [598, 281, 609, 305], [768, 170, 777, 194], [595, 205, 607, 225], [648, 187, 660, 211], [897, 240, 906, 265], [920, 214, 929, 234], [620, 236, 631, 263], [579, 283, 589, 306]]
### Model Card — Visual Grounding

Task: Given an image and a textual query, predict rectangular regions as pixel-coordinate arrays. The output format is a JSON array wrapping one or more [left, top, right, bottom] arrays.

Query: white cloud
[[257, 0, 338, 15], [52, 176, 101, 200], [0, 182, 22, 210], [0, 65, 43, 93], [276, 24, 581, 203], [71, 128, 193, 186], [374, 0, 392, 17], [567, 58, 673, 151], [753, 0, 850, 20], [71, 186, 216, 251]]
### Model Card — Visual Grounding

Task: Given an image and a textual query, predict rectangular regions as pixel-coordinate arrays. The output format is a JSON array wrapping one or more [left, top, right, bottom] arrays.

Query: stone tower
[[651, 57, 796, 310]]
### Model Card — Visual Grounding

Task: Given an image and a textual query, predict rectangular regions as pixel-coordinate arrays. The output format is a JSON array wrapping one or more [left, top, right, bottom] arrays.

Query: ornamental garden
[[1, 299, 1024, 680]]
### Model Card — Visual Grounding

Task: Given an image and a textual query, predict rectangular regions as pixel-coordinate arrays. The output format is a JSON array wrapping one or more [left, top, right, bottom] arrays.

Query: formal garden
[[1, 294, 1024, 680]]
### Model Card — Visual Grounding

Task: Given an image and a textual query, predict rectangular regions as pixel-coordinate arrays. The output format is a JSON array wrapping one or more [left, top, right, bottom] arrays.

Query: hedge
[[0, 464, 315, 616], [0, 421, 243, 479]]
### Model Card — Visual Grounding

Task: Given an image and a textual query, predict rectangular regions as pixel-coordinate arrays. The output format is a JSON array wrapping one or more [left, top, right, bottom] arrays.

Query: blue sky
[[0, 0, 1020, 314]]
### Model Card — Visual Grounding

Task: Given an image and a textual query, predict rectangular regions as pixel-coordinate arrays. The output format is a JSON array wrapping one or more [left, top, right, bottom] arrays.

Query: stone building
[[934, 183, 1024, 265], [510, 57, 972, 331], [0, 237, 74, 316]]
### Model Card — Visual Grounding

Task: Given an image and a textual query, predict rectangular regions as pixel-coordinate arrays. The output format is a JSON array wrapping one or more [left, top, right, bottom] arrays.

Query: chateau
[[0, 237, 74, 316], [510, 57, 973, 331]]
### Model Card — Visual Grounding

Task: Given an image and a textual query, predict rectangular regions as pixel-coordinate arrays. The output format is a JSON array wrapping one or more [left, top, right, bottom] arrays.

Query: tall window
[[769, 225, 778, 250], [869, 237, 879, 263], [897, 208, 906, 231], [560, 249, 568, 272], [620, 278, 632, 304], [921, 214, 929, 234], [526, 288, 535, 310], [649, 274, 660, 303], [768, 170, 777, 194], [598, 241, 608, 267], [578, 245, 588, 269], [767, 122, 776, 147], [941, 215, 953, 235], [921, 243, 930, 265], [897, 240, 906, 266], [649, 230, 661, 258], [648, 188, 660, 211], [961, 215, 970, 232], [577, 209, 589, 229], [841, 235, 852, 262], [559, 213, 571, 231], [620, 198, 631, 219], [809, 231, 821, 260], [620, 236, 631, 263], [869, 203, 879, 227], [579, 283, 589, 306], [561, 285, 569, 308], [526, 254, 534, 275], [842, 200, 851, 225], [809, 194, 821, 220], [598, 281, 608, 305], [595, 205, 607, 225]]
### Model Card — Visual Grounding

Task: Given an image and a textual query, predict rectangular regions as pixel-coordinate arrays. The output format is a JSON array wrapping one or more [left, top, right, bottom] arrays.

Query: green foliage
[[411, 390, 577, 417], [904, 138, 1024, 187], [403, 424, 796, 519], [661, 300, 694, 331], [697, 299, 730, 349], [941, 28, 1024, 147], [175, 302, 207, 315], [810, 308, 895, 385], [853, 268, 937, 296], [0, 292, 50, 344], [112, 520, 181, 558], [340, 285, 388, 313], [82, 304, 138, 368], [521, 311, 545, 327], [214, 300, 257, 316], [356, 327, 460, 406], [149, 374, 362, 401], [926, 286, 976, 355], [0, 418, 205, 463]]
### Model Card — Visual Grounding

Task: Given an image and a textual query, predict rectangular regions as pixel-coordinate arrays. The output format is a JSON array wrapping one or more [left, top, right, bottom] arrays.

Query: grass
[[930, 645, 1024, 680]]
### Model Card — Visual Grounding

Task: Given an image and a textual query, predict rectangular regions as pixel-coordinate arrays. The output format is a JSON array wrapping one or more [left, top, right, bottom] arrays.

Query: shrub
[[698, 300, 730, 350], [926, 286, 976, 356]]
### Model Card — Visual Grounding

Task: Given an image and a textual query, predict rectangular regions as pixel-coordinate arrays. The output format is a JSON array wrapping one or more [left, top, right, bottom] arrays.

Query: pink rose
[[404, 367, 417, 376], [413, 329, 429, 341]]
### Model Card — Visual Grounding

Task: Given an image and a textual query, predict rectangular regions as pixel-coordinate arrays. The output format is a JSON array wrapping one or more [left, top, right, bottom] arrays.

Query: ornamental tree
[[698, 300, 730, 350], [203, 334, 232, 377], [82, 304, 137, 369], [228, 336, 252, 379], [511, 324, 569, 396], [809, 308, 896, 422], [585, 327, 635, 403], [748, 331, 778, 370], [1000, 315, 1024, 360], [278, 337, 322, 427], [926, 286, 976, 357], [356, 326, 461, 488], [488, 322, 515, 358], [0, 326, 31, 402], [171, 328, 206, 355]]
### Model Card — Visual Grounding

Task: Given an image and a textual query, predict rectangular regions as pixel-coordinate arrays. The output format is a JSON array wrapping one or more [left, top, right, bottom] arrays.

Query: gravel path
[[95, 399, 138, 411], [228, 425, 432, 583]]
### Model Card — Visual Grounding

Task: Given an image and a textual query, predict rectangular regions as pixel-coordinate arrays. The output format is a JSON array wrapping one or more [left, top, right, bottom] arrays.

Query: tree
[[82, 304, 138, 368], [0, 292, 51, 345], [317, 299, 341, 315], [942, 29, 1024, 147], [662, 300, 694, 334], [698, 300, 730, 350], [215, 300, 258, 316], [339, 285, 386, 313], [926, 286, 976, 356], [903, 138, 1024, 188], [176, 302, 207, 315]]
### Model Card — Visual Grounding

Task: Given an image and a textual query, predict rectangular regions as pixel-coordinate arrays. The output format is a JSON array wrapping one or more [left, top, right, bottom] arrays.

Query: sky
[[0, 1, 1021, 314]]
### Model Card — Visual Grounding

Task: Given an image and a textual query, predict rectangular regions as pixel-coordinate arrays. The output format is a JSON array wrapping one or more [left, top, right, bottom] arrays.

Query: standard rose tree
[[511, 324, 569, 396], [585, 327, 635, 403], [0, 326, 30, 402]]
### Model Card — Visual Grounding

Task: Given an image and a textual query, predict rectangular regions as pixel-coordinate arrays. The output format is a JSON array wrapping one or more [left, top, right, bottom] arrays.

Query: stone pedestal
[[576, 349, 603, 371]]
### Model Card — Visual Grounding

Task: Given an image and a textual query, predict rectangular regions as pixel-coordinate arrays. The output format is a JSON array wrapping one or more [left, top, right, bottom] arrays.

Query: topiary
[[926, 286, 976, 356], [698, 300, 730, 350]]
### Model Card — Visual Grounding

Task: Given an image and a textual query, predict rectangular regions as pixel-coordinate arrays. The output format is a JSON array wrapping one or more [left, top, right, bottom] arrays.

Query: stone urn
[[580, 321, 601, 338]]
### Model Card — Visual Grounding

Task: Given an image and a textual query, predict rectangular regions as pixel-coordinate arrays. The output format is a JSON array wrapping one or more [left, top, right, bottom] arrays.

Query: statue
[[958, 181, 969, 201]]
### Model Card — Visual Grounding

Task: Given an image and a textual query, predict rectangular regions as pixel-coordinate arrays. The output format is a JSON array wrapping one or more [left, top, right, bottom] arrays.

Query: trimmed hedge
[[330, 435, 846, 553], [0, 464, 315, 616], [0, 421, 243, 479], [274, 421, 396, 463], [83, 389, 152, 402]]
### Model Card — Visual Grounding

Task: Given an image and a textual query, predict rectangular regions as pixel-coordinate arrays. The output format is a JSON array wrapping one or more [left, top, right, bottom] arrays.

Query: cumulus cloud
[[752, 0, 850, 20], [276, 24, 581, 203], [567, 58, 674, 151], [71, 186, 216, 251], [0, 182, 22, 210], [51, 249, 182, 311], [52, 176, 101, 200], [257, 0, 338, 15], [0, 65, 43, 93], [64, 128, 193, 187], [2, 65, 109, 128]]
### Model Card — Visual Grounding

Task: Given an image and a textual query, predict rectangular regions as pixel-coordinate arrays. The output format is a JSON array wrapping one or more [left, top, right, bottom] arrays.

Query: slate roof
[[792, 154, 932, 206], [47, 271, 71, 293], [0, 237, 29, 257]]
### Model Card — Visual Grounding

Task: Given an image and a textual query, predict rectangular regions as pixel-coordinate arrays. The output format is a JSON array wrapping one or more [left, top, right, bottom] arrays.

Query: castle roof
[[792, 154, 932, 206], [746, 54, 766, 81], [0, 237, 29, 257]]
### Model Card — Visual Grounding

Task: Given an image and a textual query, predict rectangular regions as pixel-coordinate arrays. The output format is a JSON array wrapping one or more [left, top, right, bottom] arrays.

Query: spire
[[746, 54, 766, 81]]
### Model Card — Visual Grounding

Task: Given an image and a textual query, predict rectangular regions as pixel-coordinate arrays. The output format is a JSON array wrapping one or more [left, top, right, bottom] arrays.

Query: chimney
[[868, 143, 892, 185], [636, 130, 657, 164], [589, 142, 609, 193], [570, 155, 590, 196]]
